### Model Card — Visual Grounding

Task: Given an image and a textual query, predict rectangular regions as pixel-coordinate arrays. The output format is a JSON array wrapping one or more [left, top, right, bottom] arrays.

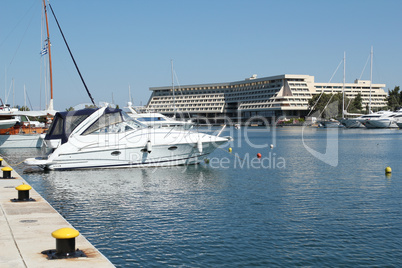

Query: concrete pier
[[0, 160, 115, 268]]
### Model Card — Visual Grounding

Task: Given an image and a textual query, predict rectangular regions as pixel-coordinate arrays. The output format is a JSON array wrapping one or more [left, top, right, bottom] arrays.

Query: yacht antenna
[[128, 85, 133, 104]]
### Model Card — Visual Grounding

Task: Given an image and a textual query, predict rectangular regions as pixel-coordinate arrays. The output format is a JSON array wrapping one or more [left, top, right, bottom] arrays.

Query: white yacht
[[24, 107, 230, 170], [0, 104, 50, 148], [0, 117, 19, 129], [355, 111, 398, 128], [0, 103, 19, 129], [124, 102, 193, 130], [391, 112, 402, 129]]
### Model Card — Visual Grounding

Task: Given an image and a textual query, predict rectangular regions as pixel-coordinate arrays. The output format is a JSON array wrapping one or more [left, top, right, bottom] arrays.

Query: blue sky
[[0, 0, 401, 111]]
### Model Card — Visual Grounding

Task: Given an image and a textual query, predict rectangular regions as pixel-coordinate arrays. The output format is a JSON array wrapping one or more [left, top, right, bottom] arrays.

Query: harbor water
[[2, 126, 402, 267]]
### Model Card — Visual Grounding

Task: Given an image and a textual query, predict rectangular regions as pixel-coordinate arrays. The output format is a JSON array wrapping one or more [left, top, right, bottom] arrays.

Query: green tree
[[308, 93, 344, 118], [387, 86, 401, 110], [308, 93, 330, 116], [350, 93, 362, 111], [400, 87, 402, 104], [65, 107, 75, 111], [85, 104, 97, 109], [19, 106, 30, 111]]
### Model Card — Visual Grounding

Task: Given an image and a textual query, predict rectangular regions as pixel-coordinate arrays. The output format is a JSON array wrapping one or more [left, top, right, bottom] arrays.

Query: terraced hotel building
[[146, 74, 387, 123]]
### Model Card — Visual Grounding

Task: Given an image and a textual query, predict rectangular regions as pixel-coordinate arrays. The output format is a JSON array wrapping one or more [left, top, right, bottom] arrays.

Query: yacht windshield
[[82, 110, 144, 135], [45, 109, 96, 144], [137, 117, 167, 122]]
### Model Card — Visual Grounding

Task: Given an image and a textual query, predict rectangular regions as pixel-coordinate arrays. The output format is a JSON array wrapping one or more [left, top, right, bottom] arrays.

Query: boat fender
[[146, 140, 152, 153]]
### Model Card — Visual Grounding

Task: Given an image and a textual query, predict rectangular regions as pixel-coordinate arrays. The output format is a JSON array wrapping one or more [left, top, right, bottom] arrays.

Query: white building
[[146, 74, 387, 122]]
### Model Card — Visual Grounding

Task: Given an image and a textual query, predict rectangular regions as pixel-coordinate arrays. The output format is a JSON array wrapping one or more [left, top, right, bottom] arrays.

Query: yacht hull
[[318, 121, 344, 128], [0, 119, 18, 129], [364, 119, 398, 128], [339, 119, 364, 128], [25, 140, 226, 170]]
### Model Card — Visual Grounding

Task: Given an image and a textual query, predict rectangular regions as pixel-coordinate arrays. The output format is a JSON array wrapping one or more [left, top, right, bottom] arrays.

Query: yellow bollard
[[42, 227, 86, 259], [52, 228, 80, 255], [15, 184, 33, 201], [2, 166, 13, 179]]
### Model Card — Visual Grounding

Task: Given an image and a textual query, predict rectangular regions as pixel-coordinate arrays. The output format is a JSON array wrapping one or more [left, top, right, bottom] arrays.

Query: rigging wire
[[47, 3, 96, 107], [7, 6, 37, 67], [26, 87, 34, 110], [5, 79, 13, 104], [0, 2, 37, 49], [307, 58, 343, 117], [359, 53, 371, 80], [173, 70, 192, 120]]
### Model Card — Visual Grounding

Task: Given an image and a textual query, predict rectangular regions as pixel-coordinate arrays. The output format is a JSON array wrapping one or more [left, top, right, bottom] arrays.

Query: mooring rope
[[0, 155, 26, 167]]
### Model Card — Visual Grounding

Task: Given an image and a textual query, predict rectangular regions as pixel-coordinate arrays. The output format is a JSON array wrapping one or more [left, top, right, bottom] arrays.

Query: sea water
[[3, 126, 402, 267]]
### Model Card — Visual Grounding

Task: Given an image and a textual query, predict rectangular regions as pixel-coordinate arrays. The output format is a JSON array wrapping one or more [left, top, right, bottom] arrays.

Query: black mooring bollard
[[16, 184, 32, 201], [52, 228, 80, 255], [42, 228, 86, 259], [2, 166, 13, 178]]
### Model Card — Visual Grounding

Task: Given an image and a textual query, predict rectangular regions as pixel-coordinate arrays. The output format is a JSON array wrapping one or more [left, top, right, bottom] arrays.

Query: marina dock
[[0, 159, 115, 268]]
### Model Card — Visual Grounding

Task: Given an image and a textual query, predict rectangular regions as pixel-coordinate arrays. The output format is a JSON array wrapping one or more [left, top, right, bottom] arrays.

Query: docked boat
[[0, 104, 19, 129], [339, 112, 365, 128], [390, 111, 402, 129], [0, 118, 19, 129], [351, 48, 398, 129], [24, 106, 230, 170], [339, 118, 364, 128], [0, 0, 57, 148], [0, 101, 50, 147], [318, 119, 344, 128], [124, 102, 193, 129], [395, 118, 402, 129], [355, 111, 398, 128]]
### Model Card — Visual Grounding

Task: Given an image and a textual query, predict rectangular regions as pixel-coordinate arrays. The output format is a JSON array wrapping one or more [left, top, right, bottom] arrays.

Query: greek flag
[[40, 43, 48, 56]]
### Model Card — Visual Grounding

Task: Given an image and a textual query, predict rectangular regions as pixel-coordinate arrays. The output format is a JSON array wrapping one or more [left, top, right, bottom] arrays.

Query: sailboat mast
[[43, 0, 54, 110], [128, 85, 132, 104], [12, 78, 14, 107], [369, 46, 373, 113], [171, 59, 176, 118], [24, 84, 26, 108], [342, 51, 345, 118]]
